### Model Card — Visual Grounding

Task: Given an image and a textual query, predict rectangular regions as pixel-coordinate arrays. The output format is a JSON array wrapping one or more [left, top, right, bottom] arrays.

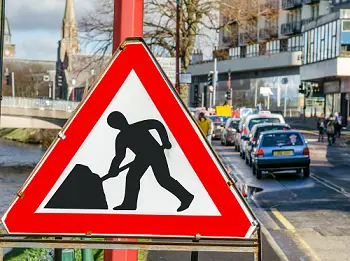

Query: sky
[[7, 0, 95, 61], [6, 0, 217, 61]]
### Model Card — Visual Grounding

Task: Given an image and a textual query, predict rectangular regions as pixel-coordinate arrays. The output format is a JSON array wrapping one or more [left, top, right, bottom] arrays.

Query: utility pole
[[0, 0, 6, 125], [11, 71, 14, 97], [213, 58, 217, 107], [227, 69, 231, 107], [175, 0, 181, 94]]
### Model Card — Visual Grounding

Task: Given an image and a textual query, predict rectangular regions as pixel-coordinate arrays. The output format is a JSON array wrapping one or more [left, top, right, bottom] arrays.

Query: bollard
[[62, 249, 74, 261], [82, 238, 94, 261]]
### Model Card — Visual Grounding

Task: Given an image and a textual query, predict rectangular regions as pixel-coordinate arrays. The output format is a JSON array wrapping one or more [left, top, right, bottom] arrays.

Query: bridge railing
[[1, 97, 80, 112]]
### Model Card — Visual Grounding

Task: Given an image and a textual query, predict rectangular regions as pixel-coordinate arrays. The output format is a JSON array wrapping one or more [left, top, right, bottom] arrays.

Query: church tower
[[57, 0, 80, 99], [60, 0, 80, 71], [4, 17, 16, 58]]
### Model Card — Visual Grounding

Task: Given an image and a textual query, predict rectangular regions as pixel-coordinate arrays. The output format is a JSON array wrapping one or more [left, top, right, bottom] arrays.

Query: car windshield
[[262, 133, 303, 147], [255, 126, 290, 138], [249, 118, 280, 129], [210, 116, 230, 124], [230, 121, 239, 129]]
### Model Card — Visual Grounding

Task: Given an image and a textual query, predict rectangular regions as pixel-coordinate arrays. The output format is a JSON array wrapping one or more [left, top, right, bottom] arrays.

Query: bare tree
[[2, 63, 51, 98]]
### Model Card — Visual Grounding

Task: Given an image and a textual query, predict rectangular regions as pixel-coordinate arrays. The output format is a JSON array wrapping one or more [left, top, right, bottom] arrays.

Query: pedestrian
[[326, 113, 337, 146], [317, 117, 325, 142], [335, 112, 343, 138], [196, 112, 212, 142], [105, 111, 194, 212]]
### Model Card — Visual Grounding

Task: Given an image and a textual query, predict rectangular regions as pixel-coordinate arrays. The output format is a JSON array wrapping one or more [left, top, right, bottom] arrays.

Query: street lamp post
[[0, 0, 6, 125]]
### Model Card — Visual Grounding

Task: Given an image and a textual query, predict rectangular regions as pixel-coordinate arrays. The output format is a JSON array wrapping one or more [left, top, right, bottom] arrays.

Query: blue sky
[[7, 0, 94, 61], [6, 0, 217, 61]]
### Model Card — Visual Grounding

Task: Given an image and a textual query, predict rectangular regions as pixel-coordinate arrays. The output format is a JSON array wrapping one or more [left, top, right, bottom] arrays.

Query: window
[[262, 133, 303, 147], [310, 29, 315, 63], [317, 27, 321, 61], [343, 20, 350, 31], [336, 20, 341, 56], [332, 21, 337, 58], [320, 25, 325, 60], [325, 24, 329, 59], [248, 118, 281, 130], [328, 22, 333, 58], [303, 32, 308, 64]]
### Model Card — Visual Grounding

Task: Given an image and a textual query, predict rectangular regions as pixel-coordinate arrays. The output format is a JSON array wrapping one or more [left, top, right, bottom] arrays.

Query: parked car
[[208, 116, 231, 140], [251, 130, 310, 179], [239, 111, 285, 159], [244, 123, 291, 166], [220, 118, 240, 146]]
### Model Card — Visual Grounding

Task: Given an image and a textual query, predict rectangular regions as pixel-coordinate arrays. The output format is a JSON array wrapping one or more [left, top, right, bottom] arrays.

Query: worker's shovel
[[101, 162, 133, 182]]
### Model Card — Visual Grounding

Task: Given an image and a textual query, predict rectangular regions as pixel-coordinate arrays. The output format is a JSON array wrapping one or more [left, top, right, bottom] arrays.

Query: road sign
[[1, 38, 256, 238]]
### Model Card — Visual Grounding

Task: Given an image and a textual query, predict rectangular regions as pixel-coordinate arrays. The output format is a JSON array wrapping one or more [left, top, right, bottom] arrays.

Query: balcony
[[239, 33, 257, 46], [281, 22, 302, 35], [301, 0, 319, 4], [259, 27, 279, 40], [222, 36, 238, 46], [282, 0, 302, 10], [301, 18, 314, 26]]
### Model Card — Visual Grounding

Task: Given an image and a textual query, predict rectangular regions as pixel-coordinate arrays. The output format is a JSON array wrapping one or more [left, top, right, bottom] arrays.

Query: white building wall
[[319, 1, 332, 16]]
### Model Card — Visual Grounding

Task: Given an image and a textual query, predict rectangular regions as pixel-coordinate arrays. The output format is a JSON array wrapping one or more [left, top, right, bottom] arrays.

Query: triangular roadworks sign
[[1, 38, 257, 238]]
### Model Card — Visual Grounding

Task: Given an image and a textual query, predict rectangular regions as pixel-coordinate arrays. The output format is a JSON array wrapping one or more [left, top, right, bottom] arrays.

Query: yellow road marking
[[271, 208, 295, 231], [271, 208, 321, 261], [263, 211, 280, 230]]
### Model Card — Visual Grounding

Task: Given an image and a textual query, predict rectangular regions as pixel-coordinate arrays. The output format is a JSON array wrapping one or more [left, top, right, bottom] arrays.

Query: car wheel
[[303, 168, 310, 178], [256, 169, 262, 180]]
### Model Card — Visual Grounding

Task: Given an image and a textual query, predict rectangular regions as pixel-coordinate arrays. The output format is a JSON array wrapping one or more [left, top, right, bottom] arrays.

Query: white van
[[239, 112, 285, 159]]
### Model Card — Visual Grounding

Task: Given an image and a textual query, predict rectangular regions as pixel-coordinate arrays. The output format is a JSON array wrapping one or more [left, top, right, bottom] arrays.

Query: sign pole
[[108, 1, 144, 260], [175, 0, 181, 94]]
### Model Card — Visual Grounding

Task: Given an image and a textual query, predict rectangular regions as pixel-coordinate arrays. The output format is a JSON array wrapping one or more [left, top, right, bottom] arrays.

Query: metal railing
[[301, 0, 319, 4], [281, 21, 302, 35], [282, 0, 302, 9], [1, 97, 80, 112]]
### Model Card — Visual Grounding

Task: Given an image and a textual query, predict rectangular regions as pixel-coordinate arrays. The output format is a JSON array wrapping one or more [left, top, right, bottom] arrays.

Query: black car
[[244, 123, 291, 166]]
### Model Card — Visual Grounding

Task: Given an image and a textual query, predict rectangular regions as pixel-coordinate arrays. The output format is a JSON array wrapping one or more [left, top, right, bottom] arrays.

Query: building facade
[[188, 0, 350, 123]]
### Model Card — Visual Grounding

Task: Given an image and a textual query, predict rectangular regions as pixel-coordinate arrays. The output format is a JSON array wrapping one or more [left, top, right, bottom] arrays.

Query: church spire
[[61, 0, 80, 57], [63, 0, 77, 25]]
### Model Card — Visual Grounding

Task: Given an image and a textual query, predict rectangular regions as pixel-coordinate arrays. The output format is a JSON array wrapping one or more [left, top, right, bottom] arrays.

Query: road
[[149, 133, 350, 261]]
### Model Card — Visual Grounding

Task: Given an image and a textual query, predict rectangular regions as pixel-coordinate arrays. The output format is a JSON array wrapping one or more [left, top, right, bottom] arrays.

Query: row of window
[[303, 20, 341, 64]]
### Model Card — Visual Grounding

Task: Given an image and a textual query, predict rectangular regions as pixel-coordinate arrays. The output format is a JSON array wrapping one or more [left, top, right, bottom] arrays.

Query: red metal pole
[[104, 1, 144, 260], [113, 0, 144, 53]]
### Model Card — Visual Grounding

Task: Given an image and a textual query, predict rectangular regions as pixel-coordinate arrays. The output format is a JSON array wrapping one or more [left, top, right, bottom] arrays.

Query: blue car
[[252, 130, 310, 179]]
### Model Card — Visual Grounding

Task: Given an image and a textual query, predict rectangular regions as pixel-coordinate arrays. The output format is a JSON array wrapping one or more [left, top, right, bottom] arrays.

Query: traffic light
[[226, 89, 232, 100], [299, 84, 305, 94], [5, 73, 11, 86], [193, 84, 200, 107], [313, 84, 321, 94], [208, 72, 213, 87]]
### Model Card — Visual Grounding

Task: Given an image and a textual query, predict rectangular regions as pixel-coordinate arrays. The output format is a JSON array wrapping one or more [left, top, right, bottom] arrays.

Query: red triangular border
[[2, 38, 256, 238]]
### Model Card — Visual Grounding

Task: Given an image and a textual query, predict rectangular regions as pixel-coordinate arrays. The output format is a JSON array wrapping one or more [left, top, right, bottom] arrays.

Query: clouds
[[7, 0, 95, 60]]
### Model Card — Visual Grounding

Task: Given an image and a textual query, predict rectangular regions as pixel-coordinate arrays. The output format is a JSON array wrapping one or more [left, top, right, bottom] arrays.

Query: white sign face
[[156, 57, 176, 85], [38, 70, 220, 216]]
